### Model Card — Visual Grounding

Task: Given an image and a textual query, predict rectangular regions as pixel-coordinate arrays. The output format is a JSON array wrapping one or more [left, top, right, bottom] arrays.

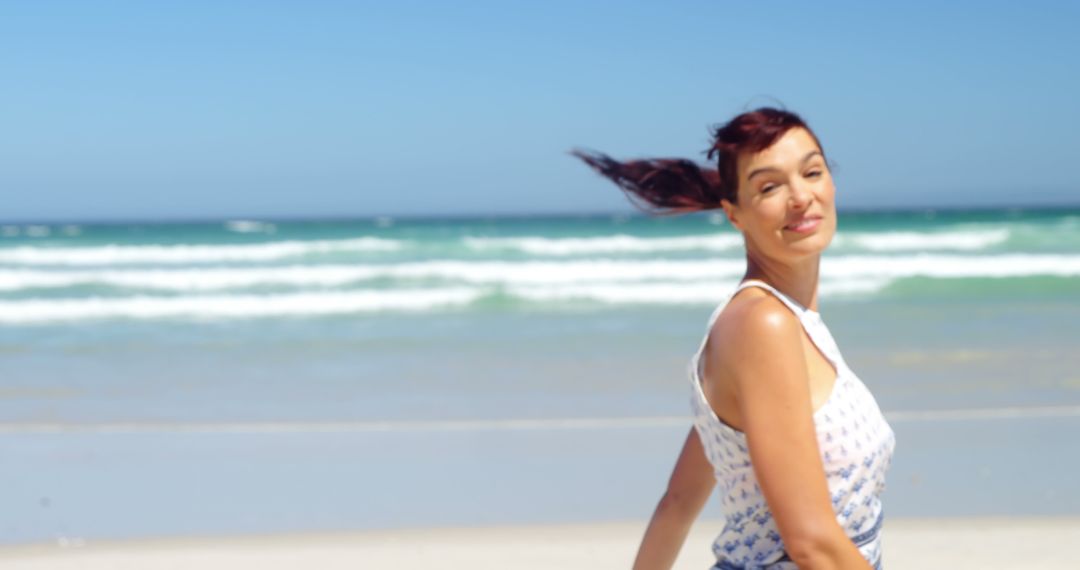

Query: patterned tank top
[[688, 280, 896, 569]]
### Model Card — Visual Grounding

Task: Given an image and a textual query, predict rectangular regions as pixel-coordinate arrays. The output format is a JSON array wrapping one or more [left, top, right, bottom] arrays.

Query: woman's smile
[[783, 215, 823, 233]]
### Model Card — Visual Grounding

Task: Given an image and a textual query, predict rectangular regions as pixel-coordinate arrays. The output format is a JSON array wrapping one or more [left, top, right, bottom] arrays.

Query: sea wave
[[0, 281, 890, 323], [0, 237, 402, 266], [0, 288, 481, 324], [463, 229, 1011, 255], [1, 225, 84, 238], [0, 263, 1075, 323], [509, 279, 889, 304], [0, 260, 747, 291], [824, 254, 1080, 278], [224, 220, 277, 234], [1, 254, 1078, 292], [835, 229, 1010, 251], [463, 234, 745, 254], [0, 228, 1024, 268]]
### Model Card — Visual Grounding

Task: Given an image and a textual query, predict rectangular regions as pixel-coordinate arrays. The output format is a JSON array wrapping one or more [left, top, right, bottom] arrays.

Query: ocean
[[2, 207, 1079, 545]]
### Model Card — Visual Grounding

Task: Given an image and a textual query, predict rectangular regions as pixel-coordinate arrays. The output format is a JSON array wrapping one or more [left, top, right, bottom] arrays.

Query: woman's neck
[[742, 254, 822, 312]]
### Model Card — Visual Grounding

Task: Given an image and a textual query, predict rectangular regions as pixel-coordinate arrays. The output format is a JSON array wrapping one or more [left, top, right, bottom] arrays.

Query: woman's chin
[[782, 231, 834, 256]]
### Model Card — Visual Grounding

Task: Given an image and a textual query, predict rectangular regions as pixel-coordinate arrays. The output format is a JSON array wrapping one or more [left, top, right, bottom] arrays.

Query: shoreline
[[2, 517, 1079, 569]]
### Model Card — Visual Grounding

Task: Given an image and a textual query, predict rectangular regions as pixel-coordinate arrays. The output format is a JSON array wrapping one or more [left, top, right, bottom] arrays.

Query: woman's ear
[[721, 199, 743, 232]]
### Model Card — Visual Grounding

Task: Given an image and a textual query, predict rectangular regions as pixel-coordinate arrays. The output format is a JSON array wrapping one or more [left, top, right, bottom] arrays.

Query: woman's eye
[[806, 170, 822, 178], [761, 184, 777, 193]]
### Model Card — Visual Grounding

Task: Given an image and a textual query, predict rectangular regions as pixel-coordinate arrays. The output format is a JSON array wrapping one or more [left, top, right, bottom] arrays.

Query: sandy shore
[[1, 517, 1078, 569]]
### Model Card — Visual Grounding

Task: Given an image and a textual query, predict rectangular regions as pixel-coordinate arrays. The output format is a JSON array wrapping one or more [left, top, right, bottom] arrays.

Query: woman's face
[[721, 127, 837, 261]]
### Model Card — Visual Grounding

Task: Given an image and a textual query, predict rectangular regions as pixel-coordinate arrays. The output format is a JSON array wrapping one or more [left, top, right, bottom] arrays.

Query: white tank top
[[688, 279, 896, 569]]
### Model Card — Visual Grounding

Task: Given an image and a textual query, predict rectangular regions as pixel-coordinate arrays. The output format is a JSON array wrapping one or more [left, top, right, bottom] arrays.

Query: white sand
[[1, 517, 1078, 569]]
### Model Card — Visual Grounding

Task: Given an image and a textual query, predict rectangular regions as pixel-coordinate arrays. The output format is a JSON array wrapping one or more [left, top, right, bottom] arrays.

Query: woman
[[572, 108, 896, 570]]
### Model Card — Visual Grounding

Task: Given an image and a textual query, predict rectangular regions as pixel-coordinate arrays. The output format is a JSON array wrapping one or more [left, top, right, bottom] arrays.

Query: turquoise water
[[0, 208, 1077, 316], [1, 207, 1079, 544]]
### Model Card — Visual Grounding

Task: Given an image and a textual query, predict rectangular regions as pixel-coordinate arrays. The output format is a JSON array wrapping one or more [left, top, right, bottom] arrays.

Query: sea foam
[[0, 237, 402, 266], [1, 254, 1078, 293], [463, 234, 745, 255], [0, 288, 481, 323], [837, 229, 1009, 251]]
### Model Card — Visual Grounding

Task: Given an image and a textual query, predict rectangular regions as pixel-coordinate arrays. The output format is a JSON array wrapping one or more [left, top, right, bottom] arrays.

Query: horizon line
[[2, 201, 1079, 227]]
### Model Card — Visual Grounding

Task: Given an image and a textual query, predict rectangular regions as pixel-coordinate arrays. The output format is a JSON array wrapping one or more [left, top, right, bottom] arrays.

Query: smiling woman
[[572, 108, 895, 570]]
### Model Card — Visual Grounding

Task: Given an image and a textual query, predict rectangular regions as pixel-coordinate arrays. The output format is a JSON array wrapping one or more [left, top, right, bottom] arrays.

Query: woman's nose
[[789, 179, 813, 208]]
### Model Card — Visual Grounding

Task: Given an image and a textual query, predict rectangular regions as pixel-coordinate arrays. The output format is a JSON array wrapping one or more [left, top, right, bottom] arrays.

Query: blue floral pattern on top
[[689, 280, 896, 569]]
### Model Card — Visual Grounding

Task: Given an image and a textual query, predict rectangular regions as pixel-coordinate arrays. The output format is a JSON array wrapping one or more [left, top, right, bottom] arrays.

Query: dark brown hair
[[571, 107, 824, 214]]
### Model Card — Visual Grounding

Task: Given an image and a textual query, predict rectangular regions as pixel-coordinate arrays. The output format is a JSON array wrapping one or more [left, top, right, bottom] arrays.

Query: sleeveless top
[[688, 280, 896, 570]]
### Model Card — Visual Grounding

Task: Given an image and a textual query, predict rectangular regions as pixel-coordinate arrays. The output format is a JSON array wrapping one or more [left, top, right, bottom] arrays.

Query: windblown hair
[[571, 107, 824, 214]]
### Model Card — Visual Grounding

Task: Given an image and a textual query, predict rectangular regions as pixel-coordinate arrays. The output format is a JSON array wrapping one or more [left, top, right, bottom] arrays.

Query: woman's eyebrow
[[746, 150, 824, 181]]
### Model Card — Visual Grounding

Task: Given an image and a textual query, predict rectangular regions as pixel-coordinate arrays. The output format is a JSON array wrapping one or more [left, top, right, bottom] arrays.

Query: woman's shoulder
[[698, 287, 809, 430], [706, 288, 804, 369], [714, 287, 801, 339]]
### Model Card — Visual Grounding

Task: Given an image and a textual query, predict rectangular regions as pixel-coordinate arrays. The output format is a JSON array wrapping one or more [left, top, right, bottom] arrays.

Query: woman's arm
[[631, 427, 716, 570], [720, 297, 872, 570]]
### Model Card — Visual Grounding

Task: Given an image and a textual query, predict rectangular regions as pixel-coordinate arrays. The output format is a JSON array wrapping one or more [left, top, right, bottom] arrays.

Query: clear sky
[[2, 1, 1078, 222]]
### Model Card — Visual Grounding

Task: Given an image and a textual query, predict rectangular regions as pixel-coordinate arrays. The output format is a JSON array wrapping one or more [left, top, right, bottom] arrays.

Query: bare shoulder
[[698, 288, 806, 430], [707, 288, 802, 367]]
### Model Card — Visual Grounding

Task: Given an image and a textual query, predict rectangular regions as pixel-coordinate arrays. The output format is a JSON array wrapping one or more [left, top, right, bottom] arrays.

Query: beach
[[6, 0, 1080, 564], [2, 517, 1079, 569], [2, 210, 1079, 562]]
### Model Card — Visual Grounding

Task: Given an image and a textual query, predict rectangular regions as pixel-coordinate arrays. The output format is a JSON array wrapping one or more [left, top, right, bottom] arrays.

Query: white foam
[[464, 234, 744, 255], [463, 229, 1008, 256], [0, 228, 1022, 270], [0, 260, 748, 291], [0, 278, 895, 323], [0, 237, 403, 266], [823, 254, 1080, 278], [511, 283, 735, 304], [510, 279, 889, 305], [382, 260, 749, 285], [0, 266, 378, 291], [837, 229, 1009, 251], [224, 220, 277, 234], [0, 288, 481, 323], [2, 254, 1077, 293]]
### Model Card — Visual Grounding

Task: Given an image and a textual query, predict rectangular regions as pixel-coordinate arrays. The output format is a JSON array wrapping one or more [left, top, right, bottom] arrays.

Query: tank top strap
[[737, 279, 845, 367], [691, 279, 842, 374], [734, 279, 817, 320]]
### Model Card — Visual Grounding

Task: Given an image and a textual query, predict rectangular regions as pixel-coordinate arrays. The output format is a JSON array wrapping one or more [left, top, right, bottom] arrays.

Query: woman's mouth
[[784, 216, 822, 233]]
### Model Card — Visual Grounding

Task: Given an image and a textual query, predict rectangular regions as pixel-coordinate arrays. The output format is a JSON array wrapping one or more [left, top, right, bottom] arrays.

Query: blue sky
[[2, 1, 1078, 222]]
